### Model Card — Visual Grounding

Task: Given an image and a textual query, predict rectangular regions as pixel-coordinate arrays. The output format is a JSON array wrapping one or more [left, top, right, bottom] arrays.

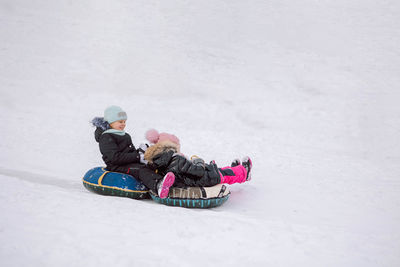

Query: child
[[91, 106, 175, 198], [143, 129, 252, 191]]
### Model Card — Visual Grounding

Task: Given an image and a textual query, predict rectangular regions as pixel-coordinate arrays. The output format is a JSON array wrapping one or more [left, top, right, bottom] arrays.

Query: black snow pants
[[109, 163, 163, 193]]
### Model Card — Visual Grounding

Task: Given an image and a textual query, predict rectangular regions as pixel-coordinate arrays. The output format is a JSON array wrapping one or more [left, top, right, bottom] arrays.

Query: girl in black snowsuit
[[144, 140, 221, 188], [92, 106, 168, 196], [143, 130, 252, 189]]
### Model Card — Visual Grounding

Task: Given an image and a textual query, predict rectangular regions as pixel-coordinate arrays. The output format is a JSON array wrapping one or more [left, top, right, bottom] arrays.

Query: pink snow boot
[[157, 172, 175, 199]]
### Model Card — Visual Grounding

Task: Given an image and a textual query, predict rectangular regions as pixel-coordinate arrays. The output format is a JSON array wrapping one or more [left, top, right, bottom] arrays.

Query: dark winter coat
[[144, 140, 221, 187], [93, 125, 140, 172], [91, 117, 164, 192]]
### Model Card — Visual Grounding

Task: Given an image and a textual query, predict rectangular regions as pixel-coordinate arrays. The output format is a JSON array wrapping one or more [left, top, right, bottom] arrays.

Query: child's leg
[[127, 164, 162, 193], [219, 165, 247, 184]]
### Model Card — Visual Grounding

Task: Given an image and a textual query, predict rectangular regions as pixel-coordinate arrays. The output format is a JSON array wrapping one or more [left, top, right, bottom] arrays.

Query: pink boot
[[157, 172, 175, 199]]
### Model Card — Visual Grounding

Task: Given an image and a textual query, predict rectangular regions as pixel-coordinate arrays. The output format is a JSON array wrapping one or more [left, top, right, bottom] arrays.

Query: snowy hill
[[1, 0, 399, 266]]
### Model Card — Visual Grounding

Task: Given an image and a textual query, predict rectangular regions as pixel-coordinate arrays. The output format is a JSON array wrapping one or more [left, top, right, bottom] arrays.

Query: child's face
[[110, 120, 126, 131]]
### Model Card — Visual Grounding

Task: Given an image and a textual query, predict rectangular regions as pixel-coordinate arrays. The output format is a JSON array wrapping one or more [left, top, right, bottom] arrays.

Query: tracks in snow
[[0, 166, 82, 191]]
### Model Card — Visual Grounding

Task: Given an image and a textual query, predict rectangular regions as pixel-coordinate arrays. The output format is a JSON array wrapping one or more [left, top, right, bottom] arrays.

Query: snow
[[1, 0, 400, 266]]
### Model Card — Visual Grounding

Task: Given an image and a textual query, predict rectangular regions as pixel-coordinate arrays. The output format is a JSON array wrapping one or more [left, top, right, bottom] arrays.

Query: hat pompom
[[145, 128, 180, 145], [158, 133, 180, 145], [146, 129, 160, 144]]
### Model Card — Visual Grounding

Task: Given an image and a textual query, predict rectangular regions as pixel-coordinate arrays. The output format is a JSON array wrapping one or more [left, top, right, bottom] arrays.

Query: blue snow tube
[[82, 167, 150, 199]]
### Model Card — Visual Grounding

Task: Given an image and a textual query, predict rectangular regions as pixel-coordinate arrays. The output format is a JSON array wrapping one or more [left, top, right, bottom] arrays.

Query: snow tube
[[83, 167, 230, 208], [150, 184, 230, 208], [82, 167, 150, 199]]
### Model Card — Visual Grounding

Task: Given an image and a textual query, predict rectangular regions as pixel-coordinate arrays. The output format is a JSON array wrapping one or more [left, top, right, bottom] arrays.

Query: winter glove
[[191, 155, 205, 167], [139, 152, 148, 165], [138, 143, 149, 153]]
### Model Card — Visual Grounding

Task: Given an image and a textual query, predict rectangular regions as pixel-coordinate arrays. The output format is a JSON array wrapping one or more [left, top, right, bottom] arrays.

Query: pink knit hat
[[145, 129, 180, 146]]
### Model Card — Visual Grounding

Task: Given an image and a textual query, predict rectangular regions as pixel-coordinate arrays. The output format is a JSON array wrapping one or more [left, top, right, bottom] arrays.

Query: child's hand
[[139, 152, 148, 165], [191, 155, 205, 166], [138, 143, 149, 153]]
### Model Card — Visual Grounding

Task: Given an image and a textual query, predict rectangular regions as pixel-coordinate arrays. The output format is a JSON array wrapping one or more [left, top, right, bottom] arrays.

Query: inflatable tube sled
[[83, 167, 230, 208], [151, 184, 230, 208], [82, 167, 150, 199]]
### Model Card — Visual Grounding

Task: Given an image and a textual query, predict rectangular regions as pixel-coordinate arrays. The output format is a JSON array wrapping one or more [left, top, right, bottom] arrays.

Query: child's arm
[[173, 155, 205, 179], [99, 136, 140, 165], [151, 151, 174, 169]]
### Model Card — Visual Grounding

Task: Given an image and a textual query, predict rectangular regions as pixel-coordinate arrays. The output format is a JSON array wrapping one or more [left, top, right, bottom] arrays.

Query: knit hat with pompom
[[145, 129, 180, 146]]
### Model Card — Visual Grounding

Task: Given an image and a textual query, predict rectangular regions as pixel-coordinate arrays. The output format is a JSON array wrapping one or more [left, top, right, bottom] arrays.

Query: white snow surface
[[1, 0, 400, 266]]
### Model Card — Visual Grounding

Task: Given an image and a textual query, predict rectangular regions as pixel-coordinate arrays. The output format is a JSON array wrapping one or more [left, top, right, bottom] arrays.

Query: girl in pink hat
[[143, 129, 252, 192]]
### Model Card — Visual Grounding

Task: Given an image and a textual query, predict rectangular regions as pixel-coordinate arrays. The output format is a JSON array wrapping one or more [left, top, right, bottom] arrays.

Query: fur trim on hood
[[144, 140, 180, 164]]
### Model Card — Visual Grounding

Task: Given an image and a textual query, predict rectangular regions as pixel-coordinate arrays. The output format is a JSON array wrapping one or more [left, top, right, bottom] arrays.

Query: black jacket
[[94, 127, 140, 171], [147, 145, 221, 187]]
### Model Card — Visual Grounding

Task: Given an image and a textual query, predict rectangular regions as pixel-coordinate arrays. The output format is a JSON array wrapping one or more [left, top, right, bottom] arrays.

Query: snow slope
[[1, 0, 399, 266]]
